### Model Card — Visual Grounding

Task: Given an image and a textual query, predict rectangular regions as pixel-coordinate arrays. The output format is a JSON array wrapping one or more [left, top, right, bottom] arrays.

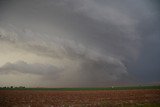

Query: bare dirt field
[[0, 90, 160, 107]]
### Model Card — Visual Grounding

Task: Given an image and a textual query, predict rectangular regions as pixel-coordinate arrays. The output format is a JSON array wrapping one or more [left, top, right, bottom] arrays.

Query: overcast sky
[[0, 0, 160, 87]]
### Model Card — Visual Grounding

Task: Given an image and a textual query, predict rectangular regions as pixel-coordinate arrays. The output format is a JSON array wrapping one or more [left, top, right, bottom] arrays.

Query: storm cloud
[[0, 61, 61, 78], [0, 0, 160, 87]]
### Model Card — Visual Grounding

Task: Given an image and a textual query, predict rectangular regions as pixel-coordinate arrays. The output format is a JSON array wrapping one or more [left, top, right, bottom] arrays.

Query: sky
[[0, 0, 160, 87]]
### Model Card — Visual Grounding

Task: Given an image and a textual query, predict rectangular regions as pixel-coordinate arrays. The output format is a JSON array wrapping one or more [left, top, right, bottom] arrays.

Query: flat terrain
[[0, 89, 160, 107]]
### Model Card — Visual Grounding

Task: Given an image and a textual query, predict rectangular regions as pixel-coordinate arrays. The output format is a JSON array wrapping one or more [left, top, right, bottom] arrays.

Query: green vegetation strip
[[0, 85, 160, 91]]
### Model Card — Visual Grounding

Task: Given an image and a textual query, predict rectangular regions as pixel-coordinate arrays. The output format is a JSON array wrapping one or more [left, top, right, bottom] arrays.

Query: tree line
[[0, 86, 25, 89]]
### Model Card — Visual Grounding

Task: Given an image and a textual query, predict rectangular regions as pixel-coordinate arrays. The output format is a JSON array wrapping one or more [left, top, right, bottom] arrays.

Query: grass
[[48, 103, 160, 107], [134, 103, 160, 107], [0, 85, 160, 91], [96, 100, 160, 107]]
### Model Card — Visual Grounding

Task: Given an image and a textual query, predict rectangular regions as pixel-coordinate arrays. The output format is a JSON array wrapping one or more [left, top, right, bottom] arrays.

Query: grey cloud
[[0, 61, 62, 80], [50, 0, 142, 60], [0, 0, 160, 86], [0, 28, 129, 85], [79, 56, 127, 82]]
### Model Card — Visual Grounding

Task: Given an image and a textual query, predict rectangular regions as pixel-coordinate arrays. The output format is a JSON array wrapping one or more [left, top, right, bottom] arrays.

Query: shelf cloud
[[0, 0, 160, 87]]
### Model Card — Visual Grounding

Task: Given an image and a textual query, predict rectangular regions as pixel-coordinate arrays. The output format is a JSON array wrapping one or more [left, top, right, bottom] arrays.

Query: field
[[0, 86, 160, 107]]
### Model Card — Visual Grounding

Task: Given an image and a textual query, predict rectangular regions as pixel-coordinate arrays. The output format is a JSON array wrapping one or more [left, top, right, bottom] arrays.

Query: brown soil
[[0, 90, 160, 107]]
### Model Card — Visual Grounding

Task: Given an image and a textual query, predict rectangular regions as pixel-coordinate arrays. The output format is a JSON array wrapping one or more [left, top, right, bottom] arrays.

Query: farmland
[[0, 86, 160, 107]]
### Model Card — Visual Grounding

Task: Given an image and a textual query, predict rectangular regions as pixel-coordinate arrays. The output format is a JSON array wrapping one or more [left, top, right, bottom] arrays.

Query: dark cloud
[[0, 0, 160, 86], [0, 61, 62, 80]]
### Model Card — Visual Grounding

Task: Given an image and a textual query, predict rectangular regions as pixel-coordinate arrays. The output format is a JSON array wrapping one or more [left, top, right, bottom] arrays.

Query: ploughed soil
[[0, 90, 160, 107]]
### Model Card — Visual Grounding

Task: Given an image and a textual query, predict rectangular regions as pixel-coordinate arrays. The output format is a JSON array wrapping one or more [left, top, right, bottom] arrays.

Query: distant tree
[[19, 86, 25, 88], [10, 86, 13, 88]]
